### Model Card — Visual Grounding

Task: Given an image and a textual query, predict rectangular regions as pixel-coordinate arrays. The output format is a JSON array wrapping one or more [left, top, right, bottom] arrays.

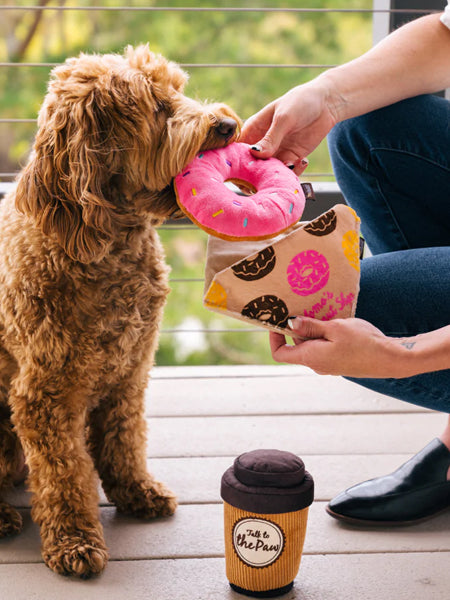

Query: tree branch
[[11, 0, 58, 62]]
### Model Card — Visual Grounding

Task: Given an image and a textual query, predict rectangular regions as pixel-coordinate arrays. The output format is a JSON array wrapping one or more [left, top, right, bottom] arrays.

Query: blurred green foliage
[[0, 0, 372, 365]]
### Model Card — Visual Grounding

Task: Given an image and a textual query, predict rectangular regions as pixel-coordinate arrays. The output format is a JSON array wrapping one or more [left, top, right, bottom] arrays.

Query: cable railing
[[0, 2, 440, 183], [0, 5, 437, 11]]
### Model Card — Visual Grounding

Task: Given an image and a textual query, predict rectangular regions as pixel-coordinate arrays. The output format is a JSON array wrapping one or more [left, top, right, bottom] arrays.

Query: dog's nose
[[216, 118, 237, 139]]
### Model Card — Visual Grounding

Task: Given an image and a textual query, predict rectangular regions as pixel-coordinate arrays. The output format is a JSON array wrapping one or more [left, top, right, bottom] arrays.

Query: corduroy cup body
[[221, 449, 314, 598]]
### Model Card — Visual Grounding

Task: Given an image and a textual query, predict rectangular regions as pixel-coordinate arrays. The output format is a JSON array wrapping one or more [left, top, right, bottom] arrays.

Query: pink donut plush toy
[[174, 142, 306, 241], [174, 142, 362, 335]]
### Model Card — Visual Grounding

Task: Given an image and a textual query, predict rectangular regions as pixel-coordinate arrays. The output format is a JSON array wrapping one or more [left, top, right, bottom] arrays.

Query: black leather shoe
[[326, 438, 450, 526]]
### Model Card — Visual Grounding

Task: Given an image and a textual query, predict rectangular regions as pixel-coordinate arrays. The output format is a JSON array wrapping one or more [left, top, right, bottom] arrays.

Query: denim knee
[[328, 95, 450, 174], [328, 99, 412, 175], [327, 95, 450, 253]]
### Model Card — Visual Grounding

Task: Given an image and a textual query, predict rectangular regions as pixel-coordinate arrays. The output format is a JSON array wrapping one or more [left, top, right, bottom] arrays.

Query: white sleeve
[[441, 2, 450, 30]]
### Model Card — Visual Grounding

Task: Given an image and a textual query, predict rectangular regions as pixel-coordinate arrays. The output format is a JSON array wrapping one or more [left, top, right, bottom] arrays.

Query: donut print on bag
[[342, 230, 361, 271], [232, 246, 276, 281], [304, 209, 337, 236], [241, 295, 290, 329], [287, 250, 330, 296], [204, 281, 228, 310]]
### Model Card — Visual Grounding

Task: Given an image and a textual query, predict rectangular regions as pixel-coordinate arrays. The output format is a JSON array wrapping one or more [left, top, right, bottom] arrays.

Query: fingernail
[[301, 158, 309, 166], [288, 317, 302, 329], [251, 145, 261, 152], [288, 318, 301, 329], [286, 163, 295, 170]]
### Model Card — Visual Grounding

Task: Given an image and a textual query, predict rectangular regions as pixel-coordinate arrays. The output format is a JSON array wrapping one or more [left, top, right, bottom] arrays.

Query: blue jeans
[[328, 95, 450, 413]]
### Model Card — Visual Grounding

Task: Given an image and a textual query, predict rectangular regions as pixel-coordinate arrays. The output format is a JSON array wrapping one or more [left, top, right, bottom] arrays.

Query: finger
[[275, 154, 309, 175], [239, 121, 261, 146], [269, 331, 288, 356], [248, 120, 288, 159], [269, 331, 310, 365], [289, 316, 329, 340], [293, 157, 309, 177], [275, 150, 303, 169], [240, 105, 275, 146], [270, 337, 306, 365]]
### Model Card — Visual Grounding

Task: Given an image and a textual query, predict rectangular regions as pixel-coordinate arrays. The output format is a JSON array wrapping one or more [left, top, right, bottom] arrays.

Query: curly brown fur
[[0, 45, 240, 578]]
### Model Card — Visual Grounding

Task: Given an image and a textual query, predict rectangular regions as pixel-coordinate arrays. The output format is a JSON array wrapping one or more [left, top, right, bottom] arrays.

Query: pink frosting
[[174, 143, 305, 240], [287, 249, 330, 296]]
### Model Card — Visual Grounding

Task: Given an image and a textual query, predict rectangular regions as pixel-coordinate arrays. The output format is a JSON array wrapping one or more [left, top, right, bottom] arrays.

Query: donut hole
[[225, 178, 257, 196]]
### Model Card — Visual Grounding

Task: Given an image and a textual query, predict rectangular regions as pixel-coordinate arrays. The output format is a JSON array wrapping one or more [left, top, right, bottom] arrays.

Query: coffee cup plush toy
[[221, 449, 314, 597], [174, 142, 362, 334]]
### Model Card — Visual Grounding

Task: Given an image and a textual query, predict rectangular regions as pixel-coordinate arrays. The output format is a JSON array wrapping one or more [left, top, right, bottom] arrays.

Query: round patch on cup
[[232, 517, 286, 568]]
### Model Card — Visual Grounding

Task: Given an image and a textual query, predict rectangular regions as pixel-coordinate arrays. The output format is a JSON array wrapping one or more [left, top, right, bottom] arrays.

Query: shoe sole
[[325, 504, 450, 527]]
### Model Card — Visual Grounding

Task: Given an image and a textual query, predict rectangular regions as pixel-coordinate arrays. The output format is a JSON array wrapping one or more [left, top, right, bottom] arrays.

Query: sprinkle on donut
[[174, 142, 306, 241]]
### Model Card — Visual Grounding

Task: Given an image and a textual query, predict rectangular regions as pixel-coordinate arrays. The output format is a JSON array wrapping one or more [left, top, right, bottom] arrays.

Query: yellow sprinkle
[[192, 188, 197, 196], [212, 209, 224, 217], [294, 189, 299, 194]]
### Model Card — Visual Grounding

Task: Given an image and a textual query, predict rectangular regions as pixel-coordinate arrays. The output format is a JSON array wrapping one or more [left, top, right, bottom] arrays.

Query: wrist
[[315, 69, 350, 125], [391, 331, 450, 378], [389, 338, 423, 378]]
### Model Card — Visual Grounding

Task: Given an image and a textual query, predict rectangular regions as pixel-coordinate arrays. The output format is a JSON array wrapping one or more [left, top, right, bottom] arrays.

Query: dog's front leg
[[88, 380, 177, 519], [0, 403, 24, 537], [10, 375, 108, 578]]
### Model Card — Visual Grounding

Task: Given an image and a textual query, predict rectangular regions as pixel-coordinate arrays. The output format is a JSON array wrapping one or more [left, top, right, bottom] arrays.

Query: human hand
[[239, 78, 338, 176], [269, 316, 415, 378]]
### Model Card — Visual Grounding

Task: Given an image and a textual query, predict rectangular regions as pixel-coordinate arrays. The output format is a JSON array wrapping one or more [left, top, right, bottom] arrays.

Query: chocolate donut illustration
[[287, 250, 330, 296], [232, 246, 276, 281], [304, 209, 337, 236], [241, 295, 289, 328]]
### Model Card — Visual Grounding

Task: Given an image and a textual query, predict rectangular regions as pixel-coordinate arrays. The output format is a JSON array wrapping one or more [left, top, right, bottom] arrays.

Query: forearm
[[319, 13, 450, 123], [272, 318, 450, 379], [394, 325, 450, 377]]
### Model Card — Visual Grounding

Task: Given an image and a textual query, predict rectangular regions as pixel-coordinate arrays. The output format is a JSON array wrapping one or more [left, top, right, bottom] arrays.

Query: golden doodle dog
[[0, 45, 239, 577]]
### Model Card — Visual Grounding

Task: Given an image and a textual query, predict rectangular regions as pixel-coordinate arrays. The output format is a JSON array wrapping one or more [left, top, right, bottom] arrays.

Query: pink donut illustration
[[287, 249, 330, 296]]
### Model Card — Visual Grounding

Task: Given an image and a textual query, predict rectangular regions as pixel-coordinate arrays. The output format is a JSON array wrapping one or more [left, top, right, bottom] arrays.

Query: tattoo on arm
[[400, 340, 416, 350]]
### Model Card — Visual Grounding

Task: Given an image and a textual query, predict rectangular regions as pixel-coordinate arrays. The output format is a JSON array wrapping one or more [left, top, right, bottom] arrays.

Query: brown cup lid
[[234, 449, 306, 488], [221, 449, 314, 514]]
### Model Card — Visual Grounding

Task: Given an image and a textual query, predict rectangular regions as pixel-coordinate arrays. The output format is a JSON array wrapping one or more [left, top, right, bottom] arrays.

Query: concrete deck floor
[[1, 365, 449, 599]]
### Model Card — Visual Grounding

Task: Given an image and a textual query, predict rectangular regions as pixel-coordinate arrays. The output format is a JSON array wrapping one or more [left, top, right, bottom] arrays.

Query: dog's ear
[[15, 63, 118, 264], [126, 44, 188, 94]]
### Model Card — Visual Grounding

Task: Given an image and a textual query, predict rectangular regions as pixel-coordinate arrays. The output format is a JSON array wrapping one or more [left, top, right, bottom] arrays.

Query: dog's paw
[[44, 533, 109, 578], [0, 502, 23, 537], [113, 479, 177, 519]]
